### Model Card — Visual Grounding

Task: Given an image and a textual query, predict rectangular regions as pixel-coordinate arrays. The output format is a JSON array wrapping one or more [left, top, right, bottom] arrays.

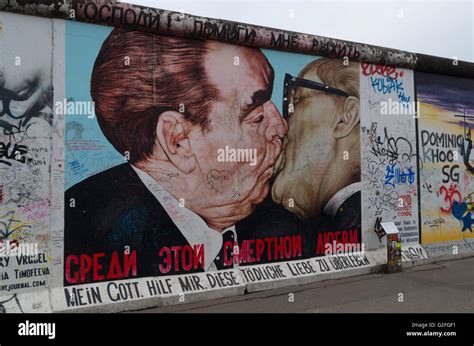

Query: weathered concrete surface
[[424, 239, 474, 262], [139, 257, 474, 313]]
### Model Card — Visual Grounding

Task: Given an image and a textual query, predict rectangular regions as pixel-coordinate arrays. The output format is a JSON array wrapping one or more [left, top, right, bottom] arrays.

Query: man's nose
[[264, 101, 288, 142]]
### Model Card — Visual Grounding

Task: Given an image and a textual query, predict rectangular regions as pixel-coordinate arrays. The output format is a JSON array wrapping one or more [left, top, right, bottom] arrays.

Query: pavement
[[136, 256, 474, 313]]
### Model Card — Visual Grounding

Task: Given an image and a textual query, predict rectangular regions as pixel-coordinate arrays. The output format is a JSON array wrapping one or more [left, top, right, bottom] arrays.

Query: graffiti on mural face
[[361, 63, 404, 80], [401, 246, 427, 261], [368, 188, 399, 216], [438, 184, 462, 213], [0, 294, 23, 313], [373, 216, 385, 242], [384, 163, 415, 188], [362, 63, 410, 107], [0, 210, 32, 241], [368, 124, 414, 166], [421, 131, 463, 162], [0, 141, 27, 166], [451, 193, 474, 232], [364, 122, 416, 217]]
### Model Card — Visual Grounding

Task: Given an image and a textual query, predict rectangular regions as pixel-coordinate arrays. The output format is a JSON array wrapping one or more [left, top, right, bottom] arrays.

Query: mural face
[[273, 60, 361, 222], [270, 59, 362, 258], [416, 72, 474, 244], [62, 25, 366, 291]]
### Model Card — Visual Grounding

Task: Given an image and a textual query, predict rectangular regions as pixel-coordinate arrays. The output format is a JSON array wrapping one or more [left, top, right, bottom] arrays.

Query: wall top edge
[[0, 0, 473, 78]]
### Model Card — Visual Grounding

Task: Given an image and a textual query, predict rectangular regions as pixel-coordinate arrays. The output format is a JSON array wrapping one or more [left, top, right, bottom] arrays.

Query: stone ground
[[136, 256, 474, 313]]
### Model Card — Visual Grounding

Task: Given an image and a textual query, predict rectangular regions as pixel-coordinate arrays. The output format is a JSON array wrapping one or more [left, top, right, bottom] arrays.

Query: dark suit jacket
[[64, 163, 203, 285], [236, 189, 362, 263]]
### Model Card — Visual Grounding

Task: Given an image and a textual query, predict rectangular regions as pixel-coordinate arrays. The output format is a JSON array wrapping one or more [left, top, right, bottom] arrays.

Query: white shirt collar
[[323, 182, 361, 217], [131, 165, 236, 271]]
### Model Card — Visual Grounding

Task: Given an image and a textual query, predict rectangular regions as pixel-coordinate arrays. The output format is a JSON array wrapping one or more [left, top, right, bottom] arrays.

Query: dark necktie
[[213, 230, 235, 270]]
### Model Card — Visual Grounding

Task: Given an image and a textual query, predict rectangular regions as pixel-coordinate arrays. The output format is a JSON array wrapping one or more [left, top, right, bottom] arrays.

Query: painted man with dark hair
[[64, 29, 287, 285]]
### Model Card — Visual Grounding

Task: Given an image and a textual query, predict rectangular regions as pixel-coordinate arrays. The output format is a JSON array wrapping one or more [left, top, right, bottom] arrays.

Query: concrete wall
[[0, 3, 473, 313]]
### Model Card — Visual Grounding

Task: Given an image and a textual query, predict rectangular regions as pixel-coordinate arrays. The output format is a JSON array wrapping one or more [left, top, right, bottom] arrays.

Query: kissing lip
[[272, 134, 287, 177], [259, 140, 283, 177], [273, 145, 286, 178], [264, 165, 274, 177], [259, 164, 274, 182]]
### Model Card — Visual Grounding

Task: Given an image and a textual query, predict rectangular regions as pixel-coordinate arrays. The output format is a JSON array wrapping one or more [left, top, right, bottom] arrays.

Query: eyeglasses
[[282, 73, 350, 119]]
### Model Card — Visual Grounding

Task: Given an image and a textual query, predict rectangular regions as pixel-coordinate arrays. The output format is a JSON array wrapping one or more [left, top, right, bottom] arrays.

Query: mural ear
[[156, 110, 196, 174], [334, 96, 359, 139]]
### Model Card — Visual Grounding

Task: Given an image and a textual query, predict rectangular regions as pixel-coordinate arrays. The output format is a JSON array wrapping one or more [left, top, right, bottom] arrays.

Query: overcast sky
[[123, 0, 473, 62]]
